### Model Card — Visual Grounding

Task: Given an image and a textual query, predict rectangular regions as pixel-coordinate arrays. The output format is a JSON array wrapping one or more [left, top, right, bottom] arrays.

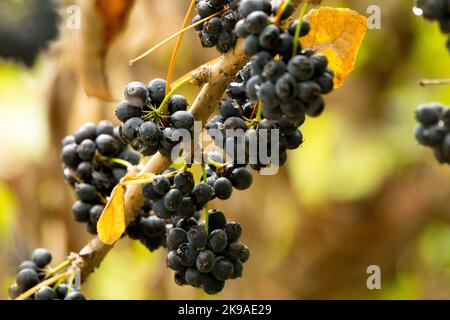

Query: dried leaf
[[97, 185, 125, 245], [301, 7, 367, 88], [73, 0, 135, 100]]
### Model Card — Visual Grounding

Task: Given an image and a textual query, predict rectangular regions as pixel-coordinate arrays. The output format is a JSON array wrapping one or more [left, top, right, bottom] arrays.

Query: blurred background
[[0, 0, 450, 300]]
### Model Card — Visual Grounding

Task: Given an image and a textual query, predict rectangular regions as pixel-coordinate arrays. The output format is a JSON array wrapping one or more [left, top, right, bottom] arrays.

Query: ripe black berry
[[16, 269, 39, 292], [174, 171, 195, 194], [224, 222, 242, 243], [8, 284, 20, 299], [176, 243, 198, 267], [74, 123, 97, 144], [164, 189, 183, 211], [208, 229, 228, 253], [115, 101, 143, 122], [152, 175, 171, 195], [208, 209, 227, 231], [226, 242, 250, 261], [229, 167, 253, 190], [31, 248, 52, 268], [170, 111, 195, 130], [185, 268, 204, 288], [167, 250, 185, 271], [214, 177, 233, 200], [96, 134, 120, 157], [176, 197, 196, 218], [77, 139, 96, 161], [287, 55, 315, 81], [64, 291, 86, 300], [168, 95, 188, 114], [188, 225, 208, 249], [89, 205, 104, 225], [75, 183, 98, 203], [167, 228, 188, 251], [147, 78, 167, 105], [202, 275, 225, 295], [196, 249, 216, 273], [34, 286, 57, 300], [124, 81, 149, 107], [212, 256, 234, 281]]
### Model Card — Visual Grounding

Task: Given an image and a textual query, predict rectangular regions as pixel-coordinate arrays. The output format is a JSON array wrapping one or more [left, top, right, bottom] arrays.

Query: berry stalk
[[15, 271, 71, 301], [129, 9, 228, 66], [157, 75, 194, 114], [45, 259, 73, 279], [202, 164, 210, 235], [166, 0, 197, 94], [292, 2, 309, 57], [420, 79, 450, 86]]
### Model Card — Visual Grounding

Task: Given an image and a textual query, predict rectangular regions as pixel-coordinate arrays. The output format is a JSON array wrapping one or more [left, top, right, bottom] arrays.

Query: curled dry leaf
[[301, 7, 367, 88], [97, 184, 125, 245], [72, 0, 135, 101]]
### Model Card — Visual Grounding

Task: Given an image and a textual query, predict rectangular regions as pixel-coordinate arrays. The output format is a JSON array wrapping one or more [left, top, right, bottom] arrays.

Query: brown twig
[[419, 79, 450, 86]]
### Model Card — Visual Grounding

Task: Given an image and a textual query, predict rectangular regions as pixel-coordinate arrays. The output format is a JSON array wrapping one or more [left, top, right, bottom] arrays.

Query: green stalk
[[109, 158, 134, 169], [207, 158, 224, 170], [53, 277, 66, 289], [255, 101, 263, 122], [97, 155, 134, 169], [45, 259, 72, 279], [292, 2, 309, 57], [156, 76, 193, 114], [202, 164, 209, 235]]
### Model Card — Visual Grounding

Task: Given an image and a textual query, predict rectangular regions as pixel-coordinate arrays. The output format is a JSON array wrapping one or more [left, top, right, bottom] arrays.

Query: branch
[[76, 40, 248, 282]]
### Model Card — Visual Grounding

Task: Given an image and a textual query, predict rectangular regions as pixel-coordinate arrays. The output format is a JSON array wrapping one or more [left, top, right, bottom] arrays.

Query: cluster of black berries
[[237, 3, 334, 120], [415, 103, 450, 164], [126, 199, 171, 252], [166, 210, 249, 294], [236, 0, 298, 57], [8, 248, 86, 300], [0, 0, 60, 67], [116, 80, 194, 158], [416, 0, 450, 52], [141, 168, 213, 220], [205, 0, 333, 170], [208, 77, 304, 170], [248, 49, 334, 120], [61, 121, 141, 235], [193, 0, 241, 53]]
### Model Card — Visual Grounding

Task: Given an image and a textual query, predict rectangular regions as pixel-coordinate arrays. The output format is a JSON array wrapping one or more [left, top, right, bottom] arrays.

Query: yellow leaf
[[301, 7, 367, 88], [120, 173, 136, 183], [97, 185, 125, 245]]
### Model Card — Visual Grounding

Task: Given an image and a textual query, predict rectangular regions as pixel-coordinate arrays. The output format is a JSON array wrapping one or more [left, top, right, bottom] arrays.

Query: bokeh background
[[1, 0, 450, 300]]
